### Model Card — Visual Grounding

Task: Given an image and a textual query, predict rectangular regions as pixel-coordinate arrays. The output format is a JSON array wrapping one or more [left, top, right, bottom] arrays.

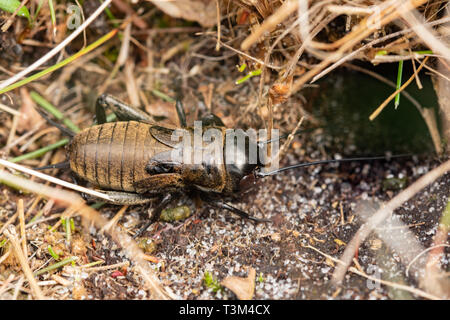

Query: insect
[[37, 94, 403, 237]]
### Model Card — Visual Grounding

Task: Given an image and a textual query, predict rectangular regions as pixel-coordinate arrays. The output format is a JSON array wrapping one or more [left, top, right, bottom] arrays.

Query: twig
[[111, 0, 148, 29], [0, 274, 15, 297], [297, 0, 310, 42], [417, 58, 450, 82], [332, 159, 450, 285], [0, 120, 45, 152], [5, 114, 19, 156], [348, 267, 440, 300], [12, 276, 25, 300], [217, 40, 282, 70], [408, 47, 423, 89], [326, 4, 375, 15], [0, 208, 19, 236]]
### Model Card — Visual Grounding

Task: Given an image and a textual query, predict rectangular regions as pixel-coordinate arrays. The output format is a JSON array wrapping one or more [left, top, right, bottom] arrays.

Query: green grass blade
[[34, 256, 78, 276], [99, 0, 118, 27], [394, 60, 403, 109], [375, 50, 388, 56], [47, 245, 60, 260], [236, 69, 262, 85], [413, 50, 433, 55], [48, 0, 56, 30], [151, 89, 175, 103]]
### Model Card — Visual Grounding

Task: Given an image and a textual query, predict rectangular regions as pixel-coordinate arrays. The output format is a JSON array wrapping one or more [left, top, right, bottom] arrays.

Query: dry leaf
[[269, 77, 293, 106], [149, 0, 217, 27], [17, 88, 43, 133], [221, 267, 256, 300]]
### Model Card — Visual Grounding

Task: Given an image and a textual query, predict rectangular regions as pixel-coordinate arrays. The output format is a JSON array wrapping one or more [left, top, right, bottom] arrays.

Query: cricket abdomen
[[68, 121, 168, 192]]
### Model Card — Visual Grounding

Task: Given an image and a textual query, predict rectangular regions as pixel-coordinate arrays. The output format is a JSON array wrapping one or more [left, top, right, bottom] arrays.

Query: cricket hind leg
[[97, 190, 156, 205], [95, 94, 153, 124], [66, 171, 155, 205]]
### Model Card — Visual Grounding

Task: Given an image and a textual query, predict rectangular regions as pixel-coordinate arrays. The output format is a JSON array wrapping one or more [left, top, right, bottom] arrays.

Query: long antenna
[[256, 154, 411, 177]]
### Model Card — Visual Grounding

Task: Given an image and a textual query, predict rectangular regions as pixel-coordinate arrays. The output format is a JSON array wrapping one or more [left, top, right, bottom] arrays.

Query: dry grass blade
[[290, 0, 428, 94], [0, 102, 21, 116], [397, 2, 450, 59], [0, 0, 447, 301], [81, 261, 129, 272], [4, 227, 45, 300], [241, 0, 299, 51], [101, 205, 129, 233], [17, 199, 27, 258], [0, 159, 112, 202]]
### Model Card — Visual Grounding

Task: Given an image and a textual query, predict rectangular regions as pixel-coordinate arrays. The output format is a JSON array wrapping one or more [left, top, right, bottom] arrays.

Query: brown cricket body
[[67, 120, 259, 197]]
